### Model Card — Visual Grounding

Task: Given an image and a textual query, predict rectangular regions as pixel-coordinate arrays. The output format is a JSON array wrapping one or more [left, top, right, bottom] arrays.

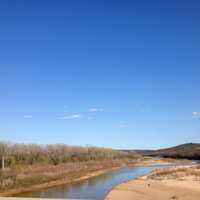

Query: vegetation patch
[[0, 141, 140, 193]]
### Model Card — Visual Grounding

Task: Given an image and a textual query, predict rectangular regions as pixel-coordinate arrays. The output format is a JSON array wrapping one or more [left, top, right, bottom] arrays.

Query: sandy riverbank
[[105, 164, 200, 200]]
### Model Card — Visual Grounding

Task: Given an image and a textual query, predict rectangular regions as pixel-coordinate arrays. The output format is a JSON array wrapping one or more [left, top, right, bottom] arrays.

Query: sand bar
[[105, 165, 200, 200]]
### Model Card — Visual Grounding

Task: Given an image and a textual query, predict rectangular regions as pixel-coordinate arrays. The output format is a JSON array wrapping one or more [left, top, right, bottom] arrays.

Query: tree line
[[0, 141, 137, 170]]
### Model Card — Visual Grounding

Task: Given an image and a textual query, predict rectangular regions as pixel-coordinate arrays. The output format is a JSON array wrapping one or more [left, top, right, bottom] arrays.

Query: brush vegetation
[[148, 165, 200, 181], [0, 141, 139, 194]]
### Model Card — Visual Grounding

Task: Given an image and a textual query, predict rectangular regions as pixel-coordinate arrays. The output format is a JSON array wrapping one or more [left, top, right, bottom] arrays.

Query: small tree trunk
[[2, 155, 5, 170]]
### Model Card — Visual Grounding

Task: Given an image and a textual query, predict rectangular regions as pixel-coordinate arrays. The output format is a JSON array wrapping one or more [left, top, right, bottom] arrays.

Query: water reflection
[[16, 165, 168, 200]]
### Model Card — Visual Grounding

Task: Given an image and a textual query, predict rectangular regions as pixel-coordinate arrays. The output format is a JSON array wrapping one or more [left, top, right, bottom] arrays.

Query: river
[[16, 164, 170, 200]]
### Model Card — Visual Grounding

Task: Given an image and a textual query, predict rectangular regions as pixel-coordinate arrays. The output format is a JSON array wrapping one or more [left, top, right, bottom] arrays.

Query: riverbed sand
[[105, 165, 200, 200]]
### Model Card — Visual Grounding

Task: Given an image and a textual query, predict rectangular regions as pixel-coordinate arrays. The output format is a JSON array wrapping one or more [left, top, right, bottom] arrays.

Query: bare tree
[[0, 141, 139, 167], [0, 142, 10, 170]]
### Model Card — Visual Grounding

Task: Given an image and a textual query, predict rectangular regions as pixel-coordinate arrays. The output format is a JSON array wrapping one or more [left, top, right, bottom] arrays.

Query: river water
[[16, 164, 170, 200]]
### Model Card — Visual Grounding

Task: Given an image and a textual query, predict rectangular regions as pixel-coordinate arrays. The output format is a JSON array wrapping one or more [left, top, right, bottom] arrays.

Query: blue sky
[[0, 0, 200, 149]]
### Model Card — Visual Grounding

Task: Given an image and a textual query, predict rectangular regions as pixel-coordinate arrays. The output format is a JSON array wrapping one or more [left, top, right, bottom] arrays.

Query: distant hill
[[135, 143, 200, 160]]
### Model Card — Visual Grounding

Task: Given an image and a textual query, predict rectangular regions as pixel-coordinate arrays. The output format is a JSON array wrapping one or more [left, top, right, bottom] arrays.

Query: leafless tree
[[0, 142, 10, 170], [0, 141, 138, 167]]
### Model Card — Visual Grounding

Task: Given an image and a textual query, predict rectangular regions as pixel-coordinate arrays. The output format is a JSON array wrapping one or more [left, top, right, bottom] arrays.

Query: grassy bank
[[147, 164, 200, 180], [0, 159, 142, 196], [0, 141, 140, 196]]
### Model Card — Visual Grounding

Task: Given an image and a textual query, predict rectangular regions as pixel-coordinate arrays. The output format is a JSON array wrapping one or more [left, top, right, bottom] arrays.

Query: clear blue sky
[[0, 0, 200, 149]]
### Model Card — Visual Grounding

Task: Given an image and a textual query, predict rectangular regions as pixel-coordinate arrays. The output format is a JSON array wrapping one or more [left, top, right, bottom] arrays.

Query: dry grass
[[0, 158, 138, 193], [148, 165, 200, 181], [0, 141, 141, 194]]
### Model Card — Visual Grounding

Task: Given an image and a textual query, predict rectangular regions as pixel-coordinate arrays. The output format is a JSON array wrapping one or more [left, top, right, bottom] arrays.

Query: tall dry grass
[[0, 141, 139, 192], [148, 165, 200, 181]]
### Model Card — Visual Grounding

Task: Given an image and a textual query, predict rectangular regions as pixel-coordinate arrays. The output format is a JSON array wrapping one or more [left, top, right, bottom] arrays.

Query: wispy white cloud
[[89, 107, 103, 112], [192, 112, 200, 119], [23, 115, 33, 119], [69, 114, 82, 119], [58, 114, 82, 120]]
